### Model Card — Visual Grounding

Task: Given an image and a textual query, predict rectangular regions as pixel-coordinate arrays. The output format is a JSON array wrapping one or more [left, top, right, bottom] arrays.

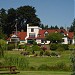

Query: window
[[38, 34, 41, 37], [45, 40, 47, 43], [29, 33, 35, 38], [44, 31, 48, 36], [41, 39, 44, 43], [62, 39, 64, 42], [31, 28, 34, 32]]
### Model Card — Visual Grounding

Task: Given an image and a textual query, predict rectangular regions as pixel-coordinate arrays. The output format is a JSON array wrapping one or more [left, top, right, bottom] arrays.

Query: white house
[[7, 24, 75, 44]]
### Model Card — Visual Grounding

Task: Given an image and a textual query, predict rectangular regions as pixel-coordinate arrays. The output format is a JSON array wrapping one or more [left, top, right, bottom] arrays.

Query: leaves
[[46, 32, 63, 43]]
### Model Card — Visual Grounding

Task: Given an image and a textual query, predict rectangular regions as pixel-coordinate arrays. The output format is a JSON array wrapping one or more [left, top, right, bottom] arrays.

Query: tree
[[69, 19, 75, 32], [16, 6, 41, 31], [0, 6, 41, 35], [55, 25, 59, 29], [46, 32, 63, 44]]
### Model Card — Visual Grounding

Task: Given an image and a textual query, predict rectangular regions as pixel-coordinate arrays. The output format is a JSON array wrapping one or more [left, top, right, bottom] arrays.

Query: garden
[[0, 39, 74, 75]]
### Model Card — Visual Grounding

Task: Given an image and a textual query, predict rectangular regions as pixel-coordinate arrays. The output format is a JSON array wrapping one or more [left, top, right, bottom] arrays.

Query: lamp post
[[15, 19, 18, 36], [15, 18, 18, 49]]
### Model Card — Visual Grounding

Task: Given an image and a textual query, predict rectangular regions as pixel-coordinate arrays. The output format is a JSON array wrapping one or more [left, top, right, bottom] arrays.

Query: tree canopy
[[46, 32, 63, 44], [69, 19, 75, 32], [0, 6, 41, 36]]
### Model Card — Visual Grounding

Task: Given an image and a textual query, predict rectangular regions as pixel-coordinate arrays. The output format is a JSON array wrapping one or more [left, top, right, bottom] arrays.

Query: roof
[[7, 31, 27, 41], [17, 32, 27, 40], [68, 32, 74, 39], [37, 29, 67, 39]]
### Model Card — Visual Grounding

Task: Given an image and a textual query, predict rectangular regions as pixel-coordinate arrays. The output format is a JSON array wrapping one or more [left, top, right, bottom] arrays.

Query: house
[[7, 24, 75, 44]]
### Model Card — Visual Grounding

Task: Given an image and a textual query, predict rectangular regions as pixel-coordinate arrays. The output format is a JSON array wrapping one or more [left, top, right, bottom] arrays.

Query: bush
[[41, 46, 47, 51], [39, 50, 44, 56], [44, 50, 50, 56], [56, 47, 65, 52], [58, 44, 69, 50], [31, 45, 41, 51], [55, 62, 71, 71], [50, 44, 57, 50], [29, 66, 36, 71], [62, 44, 69, 50], [50, 52, 58, 56], [38, 64, 50, 71], [18, 45, 25, 49], [7, 44, 15, 50], [20, 51, 30, 56]]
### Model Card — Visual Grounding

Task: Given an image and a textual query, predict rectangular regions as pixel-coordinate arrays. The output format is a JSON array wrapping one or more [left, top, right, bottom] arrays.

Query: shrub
[[50, 52, 58, 56], [50, 44, 57, 50], [55, 62, 70, 71], [56, 47, 65, 52], [44, 50, 50, 56], [18, 45, 25, 49], [38, 64, 50, 71], [39, 50, 44, 56], [62, 44, 69, 50], [58, 44, 69, 50], [7, 44, 15, 50], [20, 51, 30, 56], [31, 45, 41, 51], [29, 66, 36, 71], [38, 43, 41, 47], [41, 46, 47, 51]]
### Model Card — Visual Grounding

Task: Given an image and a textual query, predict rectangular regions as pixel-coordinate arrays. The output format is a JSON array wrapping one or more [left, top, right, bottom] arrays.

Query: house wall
[[25, 24, 41, 43], [62, 37, 68, 44], [36, 39, 50, 44], [36, 39, 41, 44]]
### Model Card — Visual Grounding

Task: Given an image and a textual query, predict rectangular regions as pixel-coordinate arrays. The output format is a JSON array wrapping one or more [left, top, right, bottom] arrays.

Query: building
[[7, 24, 75, 44]]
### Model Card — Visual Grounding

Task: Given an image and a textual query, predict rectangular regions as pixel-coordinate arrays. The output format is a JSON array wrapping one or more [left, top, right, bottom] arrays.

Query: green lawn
[[1, 71, 71, 75], [3, 50, 72, 74], [5, 50, 72, 67], [16, 71, 71, 75]]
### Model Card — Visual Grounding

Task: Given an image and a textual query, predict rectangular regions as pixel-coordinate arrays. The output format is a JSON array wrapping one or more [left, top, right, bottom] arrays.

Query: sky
[[0, 0, 74, 28]]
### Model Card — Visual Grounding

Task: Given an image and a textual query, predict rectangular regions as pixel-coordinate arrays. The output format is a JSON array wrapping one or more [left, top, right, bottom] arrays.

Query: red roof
[[37, 29, 68, 39], [17, 32, 27, 40], [68, 32, 74, 39], [7, 31, 27, 41]]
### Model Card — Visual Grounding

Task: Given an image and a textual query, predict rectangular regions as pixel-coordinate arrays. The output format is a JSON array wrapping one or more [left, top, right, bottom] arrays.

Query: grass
[[1, 71, 71, 75], [5, 50, 72, 65], [4, 50, 72, 68]]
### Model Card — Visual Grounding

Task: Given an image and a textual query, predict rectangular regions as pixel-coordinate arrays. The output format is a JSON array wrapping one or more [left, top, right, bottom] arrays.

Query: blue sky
[[0, 0, 74, 27]]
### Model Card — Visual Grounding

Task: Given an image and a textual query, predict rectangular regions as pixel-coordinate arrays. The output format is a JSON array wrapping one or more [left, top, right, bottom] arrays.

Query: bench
[[0, 66, 20, 74]]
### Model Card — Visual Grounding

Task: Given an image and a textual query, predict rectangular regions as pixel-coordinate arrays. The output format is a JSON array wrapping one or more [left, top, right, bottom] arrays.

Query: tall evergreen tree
[[69, 19, 75, 32]]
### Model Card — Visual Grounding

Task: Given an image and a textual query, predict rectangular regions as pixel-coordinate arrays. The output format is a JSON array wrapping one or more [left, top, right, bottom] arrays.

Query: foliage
[[33, 40, 37, 45], [46, 32, 63, 43], [50, 44, 57, 50], [69, 19, 75, 32], [0, 39, 7, 57], [38, 64, 50, 71], [50, 52, 58, 56], [44, 50, 50, 56], [39, 50, 44, 56], [70, 50, 75, 75], [4, 55, 29, 70], [31, 45, 41, 51], [58, 44, 69, 50], [50, 44, 69, 51], [7, 44, 15, 50], [41, 46, 47, 51], [0, 6, 41, 35]]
